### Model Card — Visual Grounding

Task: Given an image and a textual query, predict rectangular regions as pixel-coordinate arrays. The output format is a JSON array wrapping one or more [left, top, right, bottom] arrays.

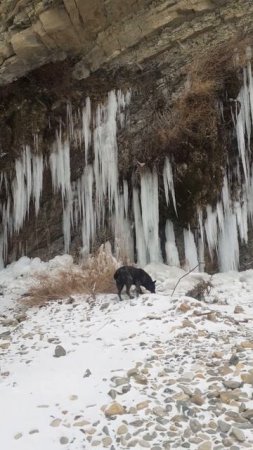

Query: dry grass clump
[[24, 244, 119, 307], [153, 37, 253, 224], [159, 37, 253, 149], [186, 280, 212, 302]]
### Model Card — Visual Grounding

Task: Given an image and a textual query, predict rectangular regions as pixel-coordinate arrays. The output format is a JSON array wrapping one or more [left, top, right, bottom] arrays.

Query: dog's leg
[[116, 281, 124, 301], [135, 281, 143, 297], [126, 281, 134, 299]]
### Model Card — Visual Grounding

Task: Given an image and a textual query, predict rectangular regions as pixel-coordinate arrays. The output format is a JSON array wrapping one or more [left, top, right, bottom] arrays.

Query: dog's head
[[147, 279, 156, 293]]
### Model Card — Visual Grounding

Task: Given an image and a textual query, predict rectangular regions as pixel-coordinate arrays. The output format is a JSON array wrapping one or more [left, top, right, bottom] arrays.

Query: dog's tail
[[113, 270, 118, 280]]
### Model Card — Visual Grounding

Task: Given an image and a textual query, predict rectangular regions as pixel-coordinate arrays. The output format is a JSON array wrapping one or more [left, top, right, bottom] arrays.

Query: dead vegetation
[[153, 37, 253, 225], [23, 245, 119, 307], [186, 280, 213, 302]]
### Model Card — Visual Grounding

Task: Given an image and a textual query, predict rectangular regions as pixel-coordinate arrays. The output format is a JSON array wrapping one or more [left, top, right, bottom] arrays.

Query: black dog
[[114, 266, 156, 301]]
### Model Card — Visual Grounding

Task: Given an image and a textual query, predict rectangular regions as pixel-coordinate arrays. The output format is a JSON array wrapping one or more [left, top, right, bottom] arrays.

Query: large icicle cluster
[[1, 61, 253, 272], [197, 61, 253, 271], [49, 90, 133, 257], [0, 145, 44, 268]]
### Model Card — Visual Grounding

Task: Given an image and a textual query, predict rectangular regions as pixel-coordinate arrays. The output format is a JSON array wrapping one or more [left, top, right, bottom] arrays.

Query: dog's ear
[[154, 280, 156, 284]]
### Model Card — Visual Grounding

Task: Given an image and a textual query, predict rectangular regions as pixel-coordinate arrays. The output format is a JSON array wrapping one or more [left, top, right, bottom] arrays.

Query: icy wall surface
[[1, 63, 253, 271]]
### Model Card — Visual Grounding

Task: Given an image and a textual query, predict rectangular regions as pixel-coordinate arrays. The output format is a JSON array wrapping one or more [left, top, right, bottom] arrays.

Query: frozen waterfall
[[1, 60, 253, 272]]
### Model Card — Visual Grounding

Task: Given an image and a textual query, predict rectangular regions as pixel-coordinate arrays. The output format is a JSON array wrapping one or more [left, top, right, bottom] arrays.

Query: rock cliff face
[[0, 0, 253, 270], [0, 0, 253, 86]]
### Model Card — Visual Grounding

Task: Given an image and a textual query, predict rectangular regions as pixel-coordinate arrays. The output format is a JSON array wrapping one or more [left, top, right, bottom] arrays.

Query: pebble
[[189, 419, 202, 433], [54, 345, 66, 357], [198, 442, 212, 450], [230, 426, 246, 442], [153, 406, 166, 417], [105, 402, 125, 416], [108, 389, 117, 399], [191, 394, 205, 405], [102, 436, 112, 447], [217, 420, 230, 433], [222, 380, 243, 389], [50, 418, 61, 427], [117, 424, 128, 435], [137, 400, 149, 410], [14, 433, 22, 440], [59, 437, 69, 445], [113, 377, 129, 386], [133, 374, 148, 384], [229, 354, 239, 366], [102, 425, 110, 435], [127, 439, 138, 447], [73, 420, 90, 427], [139, 440, 151, 448], [241, 372, 253, 384]]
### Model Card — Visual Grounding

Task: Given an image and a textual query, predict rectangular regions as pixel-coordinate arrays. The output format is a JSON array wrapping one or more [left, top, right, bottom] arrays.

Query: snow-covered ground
[[1, 256, 253, 450]]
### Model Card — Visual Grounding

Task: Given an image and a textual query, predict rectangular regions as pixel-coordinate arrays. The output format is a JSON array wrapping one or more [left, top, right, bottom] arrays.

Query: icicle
[[63, 190, 73, 253], [183, 227, 199, 271], [82, 97, 91, 165], [123, 180, 129, 216], [235, 199, 248, 243], [50, 131, 72, 251], [163, 157, 177, 215], [197, 208, 204, 242], [198, 235, 205, 272], [114, 191, 134, 263], [204, 205, 218, 259], [236, 70, 251, 182], [140, 169, 161, 262], [12, 146, 32, 232], [165, 220, 180, 266], [32, 153, 43, 215], [81, 165, 95, 255], [218, 212, 239, 271], [50, 132, 71, 200], [93, 90, 130, 227], [133, 188, 147, 266], [248, 60, 253, 126], [93, 90, 118, 225]]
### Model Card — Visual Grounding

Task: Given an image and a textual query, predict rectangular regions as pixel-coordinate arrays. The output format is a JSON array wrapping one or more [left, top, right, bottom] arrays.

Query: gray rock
[[100, 302, 109, 310], [153, 406, 166, 417], [130, 420, 144, 427], [29, 429, 39, 434], [228, 355, 239, 366], [189, 419, 202, 433], [83, 368, 91, 377], [54, 345, 66, 357], [59, 436, 69, 444], [241, 409, 253, 419], [119, 384, 131, 394], [102, 425, 110, 435], [1, 318, 18, 327], [222, 437, 233, 447], [112, 377, 129, 386], [198, 442, 212, 450], [217, 420, 231, 433], [0, 331, 11, 339], [15, 313, 27, 322], [108, 389, 117, 399], [222, 380, 243, 389], [143, 432, 157, 441], [139, 440, 151, 447], [230, 426, 246, 442]]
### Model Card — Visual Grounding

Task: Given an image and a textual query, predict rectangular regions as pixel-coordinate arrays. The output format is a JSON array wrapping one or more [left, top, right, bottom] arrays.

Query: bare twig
[[171, 263, 203, 297]]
